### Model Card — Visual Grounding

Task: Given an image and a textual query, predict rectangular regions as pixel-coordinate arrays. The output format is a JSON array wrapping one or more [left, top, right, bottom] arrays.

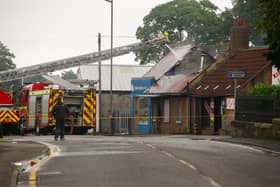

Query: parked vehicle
[[0, 82, 96, 135]]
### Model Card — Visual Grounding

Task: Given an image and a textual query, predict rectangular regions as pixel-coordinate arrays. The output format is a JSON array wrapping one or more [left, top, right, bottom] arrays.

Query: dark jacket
[[52, 101, 69, 120]]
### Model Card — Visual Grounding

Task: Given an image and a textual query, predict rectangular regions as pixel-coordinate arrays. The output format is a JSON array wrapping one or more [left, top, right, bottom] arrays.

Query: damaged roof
[[143, 44, 193, 80], [190, 47, 270, 97], [146, 73, 197, 95], [142, 43, 214, 94]]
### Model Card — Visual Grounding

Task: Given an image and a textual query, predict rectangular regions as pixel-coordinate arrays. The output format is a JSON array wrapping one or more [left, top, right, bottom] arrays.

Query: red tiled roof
[[190, 48, 270, 97]]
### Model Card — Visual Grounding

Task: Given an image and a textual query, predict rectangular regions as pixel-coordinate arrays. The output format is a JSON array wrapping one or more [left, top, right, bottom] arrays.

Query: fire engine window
[[35, 97, 42, 114], [138, 97, 148, 125], [21, 90, 29, 104]]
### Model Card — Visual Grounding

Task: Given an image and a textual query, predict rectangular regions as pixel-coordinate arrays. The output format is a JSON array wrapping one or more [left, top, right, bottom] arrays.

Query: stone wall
[[231, 118, 280, 139]]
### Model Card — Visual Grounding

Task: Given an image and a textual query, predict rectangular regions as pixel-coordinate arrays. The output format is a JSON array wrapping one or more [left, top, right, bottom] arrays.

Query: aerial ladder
[[0, 34, 168, 82]]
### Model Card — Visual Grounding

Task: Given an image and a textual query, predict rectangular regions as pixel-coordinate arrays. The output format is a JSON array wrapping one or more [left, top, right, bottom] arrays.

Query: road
[[14, 135, 280, 187]]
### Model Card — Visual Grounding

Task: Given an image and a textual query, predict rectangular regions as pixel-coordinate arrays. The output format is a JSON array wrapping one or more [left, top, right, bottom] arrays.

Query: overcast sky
[[0, 0, 232, 69]]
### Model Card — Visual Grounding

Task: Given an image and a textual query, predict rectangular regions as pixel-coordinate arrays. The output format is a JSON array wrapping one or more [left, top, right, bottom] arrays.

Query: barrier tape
[[17, 114, 234, 121]]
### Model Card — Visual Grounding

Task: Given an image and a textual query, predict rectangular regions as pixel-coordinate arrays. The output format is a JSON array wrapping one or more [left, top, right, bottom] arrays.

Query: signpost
[[227, 71, 245, 120]]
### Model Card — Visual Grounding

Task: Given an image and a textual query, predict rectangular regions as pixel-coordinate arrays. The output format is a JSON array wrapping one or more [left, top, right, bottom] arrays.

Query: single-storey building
[[188, 20, 275, 135], [78, 64, 153, 134], [131, 44, 215, 134]]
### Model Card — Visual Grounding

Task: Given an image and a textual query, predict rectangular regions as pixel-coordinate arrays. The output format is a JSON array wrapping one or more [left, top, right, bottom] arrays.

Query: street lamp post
[[104, 0, 113, 135]]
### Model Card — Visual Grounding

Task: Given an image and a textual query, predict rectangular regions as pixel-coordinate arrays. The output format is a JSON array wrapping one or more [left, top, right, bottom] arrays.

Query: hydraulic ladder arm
[[0, 35, 168, 82]]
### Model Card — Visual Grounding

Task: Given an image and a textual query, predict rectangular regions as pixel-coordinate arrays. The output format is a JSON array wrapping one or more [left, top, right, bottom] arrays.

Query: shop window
[[176, 100, 182, 124], [164, 99, 169, 123], [138, 97, 148, 125]]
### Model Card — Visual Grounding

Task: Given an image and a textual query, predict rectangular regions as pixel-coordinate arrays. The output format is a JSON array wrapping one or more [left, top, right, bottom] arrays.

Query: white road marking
[[209, 140, 264, 154], [179, 160, 197, 171], [38, 171, 62, 176], [162, 151, 175, 159], [159, 149, 221, 187], [86, 146, 133, 150], [146, 144, 156, 149], [55, 150, 148, 157], [87, 142, 130, 146], [204, 176, 223, 187]]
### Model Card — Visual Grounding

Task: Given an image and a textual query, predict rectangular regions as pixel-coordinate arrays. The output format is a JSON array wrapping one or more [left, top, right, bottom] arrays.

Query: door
[[35, 97, 42, 134], [214, 98, 222, 132], [137, 97, 152, 134], [152, 100, 161, 134]]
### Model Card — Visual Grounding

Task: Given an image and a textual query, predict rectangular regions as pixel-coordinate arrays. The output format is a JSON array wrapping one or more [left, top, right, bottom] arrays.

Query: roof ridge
[[237, 47, 268, 52]]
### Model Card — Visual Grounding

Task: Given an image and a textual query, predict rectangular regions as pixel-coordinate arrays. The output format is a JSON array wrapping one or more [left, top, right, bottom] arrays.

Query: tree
[[0, 41, 18, 91], [219, 8, 234, 40], [23, 75, 46, 84], [257, 0, 280, 70], [232, 0, 264, 46], [0, 41, 16, 72], [135, 0, 227, 64], [61, 70, 78, 80]]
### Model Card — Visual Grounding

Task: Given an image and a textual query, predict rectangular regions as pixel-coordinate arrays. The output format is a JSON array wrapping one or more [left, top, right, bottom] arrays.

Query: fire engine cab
[[0, 89, 19, 135]]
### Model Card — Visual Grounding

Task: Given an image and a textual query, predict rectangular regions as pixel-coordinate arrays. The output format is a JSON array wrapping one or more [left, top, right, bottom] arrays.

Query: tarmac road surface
[[10, 135, 280, 187]]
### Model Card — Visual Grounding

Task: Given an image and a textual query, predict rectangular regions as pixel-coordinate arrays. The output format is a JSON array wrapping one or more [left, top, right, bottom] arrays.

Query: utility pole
[[104, 0, 114, 135], [109, 0, 114, 135], [234, 79, 237, 120], [98, 33, 102, 133]]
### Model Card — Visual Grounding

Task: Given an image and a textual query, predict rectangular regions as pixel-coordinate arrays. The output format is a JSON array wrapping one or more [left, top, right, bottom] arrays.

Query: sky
[[0, 0, 232, 71]]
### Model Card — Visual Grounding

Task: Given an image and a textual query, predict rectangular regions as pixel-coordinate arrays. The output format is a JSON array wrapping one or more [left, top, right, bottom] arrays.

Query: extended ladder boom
[[0, 36, 167, 82]]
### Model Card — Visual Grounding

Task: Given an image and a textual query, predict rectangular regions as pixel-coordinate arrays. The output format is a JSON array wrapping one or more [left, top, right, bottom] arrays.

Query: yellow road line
[[29, 170, 36, 187], [26, 142, 61, 187]]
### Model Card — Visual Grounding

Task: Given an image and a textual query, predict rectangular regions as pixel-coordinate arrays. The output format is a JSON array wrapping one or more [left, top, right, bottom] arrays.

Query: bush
[[245, 83, 280, 96]]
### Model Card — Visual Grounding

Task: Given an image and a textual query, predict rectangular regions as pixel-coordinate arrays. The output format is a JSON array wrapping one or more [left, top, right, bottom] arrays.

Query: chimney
[[230, 18, 249, 54]]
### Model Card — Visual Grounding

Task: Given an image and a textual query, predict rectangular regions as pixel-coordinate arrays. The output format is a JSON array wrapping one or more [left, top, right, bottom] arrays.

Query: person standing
[[52, 97, 69, 141]]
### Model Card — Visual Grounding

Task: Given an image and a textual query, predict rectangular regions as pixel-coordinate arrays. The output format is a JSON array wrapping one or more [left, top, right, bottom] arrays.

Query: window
[[164, 99, 169, 123], [138, 97, 149, 125], [176, 100, 182, 124]]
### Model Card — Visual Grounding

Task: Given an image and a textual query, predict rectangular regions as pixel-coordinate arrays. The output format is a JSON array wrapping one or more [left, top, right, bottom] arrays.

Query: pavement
[[211, 137, 280, 154], [0, 138, 49, 187], [0, 135, 279, 186]]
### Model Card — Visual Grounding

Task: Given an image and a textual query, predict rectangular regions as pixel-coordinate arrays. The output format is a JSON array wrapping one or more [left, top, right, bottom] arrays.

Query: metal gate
[[113, 109, 130, 135]]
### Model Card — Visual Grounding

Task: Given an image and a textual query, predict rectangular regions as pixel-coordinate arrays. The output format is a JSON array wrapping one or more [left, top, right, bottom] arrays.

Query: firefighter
[[52, 97, 69, 141]]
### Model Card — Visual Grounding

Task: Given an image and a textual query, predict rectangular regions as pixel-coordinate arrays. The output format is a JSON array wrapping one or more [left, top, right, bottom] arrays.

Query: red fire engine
[[0, 89, 19, 135], [19, 81, 96, 134]]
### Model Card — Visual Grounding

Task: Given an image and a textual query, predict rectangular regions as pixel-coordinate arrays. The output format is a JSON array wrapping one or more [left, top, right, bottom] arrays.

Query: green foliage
[[257, 0, 280, 70], [61, 70, 78, 80], [0, 41, 17, 91], [0, 41, 16, 72], [136, 0, 228, 64], [232, 0, 264, 46], [23, 75, 46, 84], [245, 83, 280, 96]]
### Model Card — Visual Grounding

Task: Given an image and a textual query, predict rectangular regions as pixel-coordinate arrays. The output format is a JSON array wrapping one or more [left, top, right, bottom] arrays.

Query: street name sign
[[227, 71, 245, 78]]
